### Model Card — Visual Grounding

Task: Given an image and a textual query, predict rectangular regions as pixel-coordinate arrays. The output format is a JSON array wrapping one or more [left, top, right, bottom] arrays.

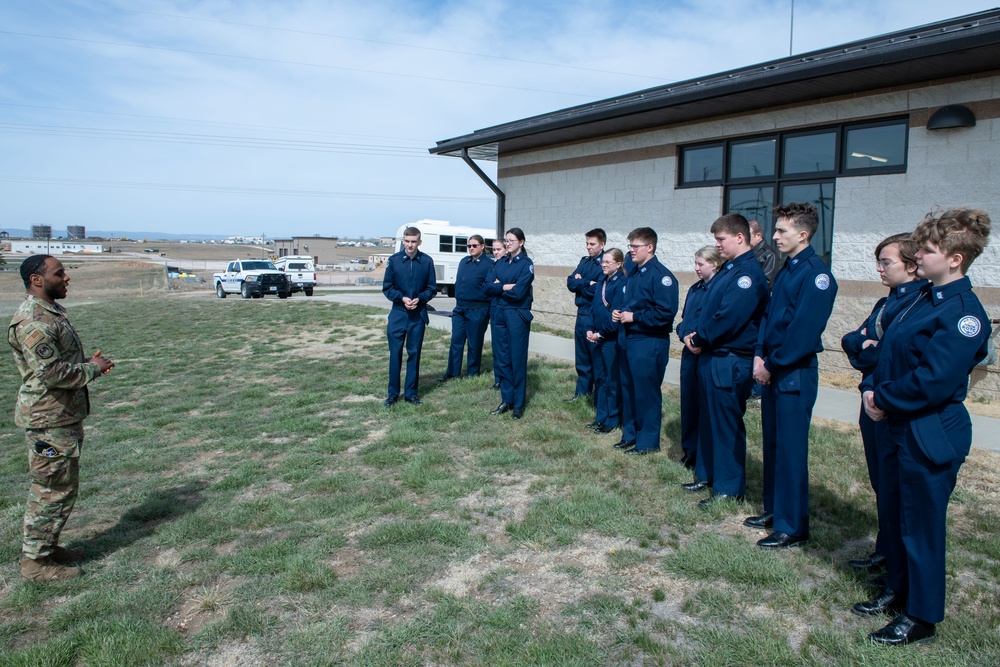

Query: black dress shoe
[[868, 613, 936, 646], [492, 382, 501, 390], [490, 403, 511, 415], [512, 409, 523, 420], [593, 424, 614, 434], [698, 493, 743, 508], [757, 531, 808, 549], [624, 447, 660, 456], [682, 479, 709, 492], [564, 394, 587, 403], [585, 421, 601, 430], [852, 586, 904, 616], [436, 375, 455, 383], [613, 440, 636, 450], [383, 397, 398, 408], [743, 512, 774, 529], [848, 552, 887, 572], [404, 397, 422, 406]]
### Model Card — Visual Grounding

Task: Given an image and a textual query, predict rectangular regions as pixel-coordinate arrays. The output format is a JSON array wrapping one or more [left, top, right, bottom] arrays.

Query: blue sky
[[0, 0, 995, 238]]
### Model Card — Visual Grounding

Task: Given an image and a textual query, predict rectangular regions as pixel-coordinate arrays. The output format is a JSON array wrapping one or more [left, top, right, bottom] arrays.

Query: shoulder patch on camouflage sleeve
[[34, 343, 54, 360], [23, 329, 45, 349]]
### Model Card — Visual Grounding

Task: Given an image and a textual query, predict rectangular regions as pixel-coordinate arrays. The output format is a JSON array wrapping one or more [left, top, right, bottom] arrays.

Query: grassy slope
[[0, 294, 997, 666]]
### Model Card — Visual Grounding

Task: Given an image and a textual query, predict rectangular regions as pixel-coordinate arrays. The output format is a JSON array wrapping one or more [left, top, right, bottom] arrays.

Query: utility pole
[[789, 0, 795, 56]]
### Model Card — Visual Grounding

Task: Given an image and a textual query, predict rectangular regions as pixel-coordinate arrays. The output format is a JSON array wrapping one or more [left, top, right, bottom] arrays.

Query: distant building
[[67, 226, 86, 239], [273, 236, 340, 265], [226, 235, 266, 245], [31, 225, 52, 240], [11, 240, 103, 254]]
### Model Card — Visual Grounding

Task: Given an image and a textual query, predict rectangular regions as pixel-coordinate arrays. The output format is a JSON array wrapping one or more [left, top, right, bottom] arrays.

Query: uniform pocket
[[28, 438, 78, 488], [776, 369, 802, 394], [910, 412, 966, 465]]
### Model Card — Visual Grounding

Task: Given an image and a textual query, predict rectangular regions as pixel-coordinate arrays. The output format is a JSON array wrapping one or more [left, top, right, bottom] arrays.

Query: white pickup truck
[[214, 259, 291, 299], [273, 255, 317, 296]]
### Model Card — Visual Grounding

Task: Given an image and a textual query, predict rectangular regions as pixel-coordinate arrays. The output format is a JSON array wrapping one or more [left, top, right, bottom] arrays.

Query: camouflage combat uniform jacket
[[8, 295, 101, 429]]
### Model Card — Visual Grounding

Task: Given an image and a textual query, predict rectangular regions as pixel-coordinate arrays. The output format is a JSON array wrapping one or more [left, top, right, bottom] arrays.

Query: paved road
[[317, 290, 1000, 453]]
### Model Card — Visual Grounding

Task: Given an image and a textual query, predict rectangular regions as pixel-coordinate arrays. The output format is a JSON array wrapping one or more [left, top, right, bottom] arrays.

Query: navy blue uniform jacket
[[567, 253, 604, 311], [676, 279, 710, 341], [866, 277, 991, 464], [756, 246, 837, 372], [588, 270, 626, 339], [621, 257, 678, 337], [382, 250, 437, 322], [841, 280, 927, 376], [690, 250, 768, 356], [455, 254, 493, 308], [485, 252, 534, 309]]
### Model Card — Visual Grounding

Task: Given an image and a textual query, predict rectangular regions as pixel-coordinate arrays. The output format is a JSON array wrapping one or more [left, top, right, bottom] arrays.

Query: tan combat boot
[[20, 556, 82, 581], [50, 545, 85, 564]]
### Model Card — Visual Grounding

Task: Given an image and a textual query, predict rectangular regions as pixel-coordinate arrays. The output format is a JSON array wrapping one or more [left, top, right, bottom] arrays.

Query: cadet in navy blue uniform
[[485, 228, 534, 420], [859, 208, 991, 646], [750, 203, 837, 548], [566, 228, 606, 401], [382, 226, 437, 407], [584, 248, 627, 433], [840, 233, 926, 576], [489, 239, 509, 390], [674, 246, 722, 473], [440, 235, 493, 381], [612, 227, 678, 455], [684, 216, 769, 506]]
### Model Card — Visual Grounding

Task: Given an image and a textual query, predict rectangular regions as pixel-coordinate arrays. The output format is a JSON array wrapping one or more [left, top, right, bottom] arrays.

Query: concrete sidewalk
[[323, 291, 1000, 454]]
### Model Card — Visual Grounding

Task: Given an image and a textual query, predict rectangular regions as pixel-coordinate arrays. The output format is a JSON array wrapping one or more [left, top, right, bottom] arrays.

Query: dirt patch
[[280, 326, 377, 359], [173, 640, 268, 667], [455, 474, 539, 544], [166, 574, 243, 636]]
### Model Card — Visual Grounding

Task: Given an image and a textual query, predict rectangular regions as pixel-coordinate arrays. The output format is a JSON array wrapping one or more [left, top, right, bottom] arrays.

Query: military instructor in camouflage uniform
[[8, 255, 113, 581]]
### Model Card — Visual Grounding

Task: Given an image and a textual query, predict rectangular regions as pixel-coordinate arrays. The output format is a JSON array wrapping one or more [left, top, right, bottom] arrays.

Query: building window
[[439, 235, 454, 252], [680, 117, 907, 265]]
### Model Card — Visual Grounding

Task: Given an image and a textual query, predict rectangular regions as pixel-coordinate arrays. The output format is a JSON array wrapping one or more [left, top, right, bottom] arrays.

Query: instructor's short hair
[[403, 227, 421, 238], [773, 202, 819, 240], [710, 213, 750, 241], [627, 227, 658, 251], [585, 228, 607, 244], [20, 254, 52, 288]]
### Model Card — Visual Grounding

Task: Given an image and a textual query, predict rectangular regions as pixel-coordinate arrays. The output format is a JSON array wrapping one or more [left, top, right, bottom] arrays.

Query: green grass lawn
[[0, 294, 998, 666]]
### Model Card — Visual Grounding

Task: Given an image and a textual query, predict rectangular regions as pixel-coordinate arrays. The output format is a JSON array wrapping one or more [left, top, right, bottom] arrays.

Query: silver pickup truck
[[273, 255, 317, 296]]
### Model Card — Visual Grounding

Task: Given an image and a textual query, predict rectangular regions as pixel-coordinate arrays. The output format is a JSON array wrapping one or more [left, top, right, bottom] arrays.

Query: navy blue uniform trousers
[[697, 353, 753, 496], [679, 349, 700, 467], [620, 334, 668, 451], [878, 420, 961, 623], [593, 338, 621, 428], [446, 306, 490, 377], [387, 308, 426, 401], [761, 363, 818, 537], [574, 310, 597, 396], [490, 306, 508, 386], [496, 309, 531, 410], [858, 405, 884, 553]]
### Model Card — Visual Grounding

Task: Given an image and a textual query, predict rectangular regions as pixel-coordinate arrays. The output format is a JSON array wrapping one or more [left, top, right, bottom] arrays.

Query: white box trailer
[[394, 220, 496, 297]]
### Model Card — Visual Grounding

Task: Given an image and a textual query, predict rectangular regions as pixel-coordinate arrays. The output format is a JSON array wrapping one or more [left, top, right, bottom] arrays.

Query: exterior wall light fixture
[[926, 105, 976, 130]]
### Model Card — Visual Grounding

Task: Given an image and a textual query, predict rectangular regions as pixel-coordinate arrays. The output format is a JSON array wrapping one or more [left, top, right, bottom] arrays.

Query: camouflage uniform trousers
[[22, 422, 83, 560]]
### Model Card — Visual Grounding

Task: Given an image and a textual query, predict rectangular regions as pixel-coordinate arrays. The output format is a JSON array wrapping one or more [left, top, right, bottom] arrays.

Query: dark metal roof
[[430, 9, 1000, 161]]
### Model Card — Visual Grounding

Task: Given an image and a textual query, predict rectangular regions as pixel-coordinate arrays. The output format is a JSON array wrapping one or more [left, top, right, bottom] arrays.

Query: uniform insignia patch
[[737, 276, 752, 289], [529, 265, 534, 274], [23, 329, 44, 348], [815, 274, 831, 290], [34, 343, 54, 360], [661, 276, 673, 287], [640, 267, 646, 274], [958, 316, 981, 338]]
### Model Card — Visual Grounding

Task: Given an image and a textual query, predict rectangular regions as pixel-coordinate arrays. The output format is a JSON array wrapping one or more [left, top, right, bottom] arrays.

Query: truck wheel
[[304, 287, 313, 296], [241, 283, 252, 299], [216, 283, 226, 299], [278, 291, 289, 299]]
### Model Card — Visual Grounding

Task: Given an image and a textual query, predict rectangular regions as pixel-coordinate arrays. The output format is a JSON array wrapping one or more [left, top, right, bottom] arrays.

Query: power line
[[0, 121, 435, 157], [0, 174, 494, 203], [127, 8, 672, 83], [0, 29, 601, 99], [0, 102, 434, 144]]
